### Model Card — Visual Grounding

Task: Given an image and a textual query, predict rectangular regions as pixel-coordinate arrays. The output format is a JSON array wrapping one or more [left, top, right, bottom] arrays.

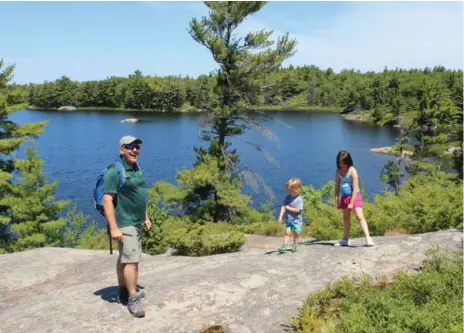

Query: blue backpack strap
[[114, 160, 126, 190]]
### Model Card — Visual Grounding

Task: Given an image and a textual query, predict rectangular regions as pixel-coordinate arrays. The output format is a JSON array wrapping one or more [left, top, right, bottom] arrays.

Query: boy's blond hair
[[286, 177, 303, 194]]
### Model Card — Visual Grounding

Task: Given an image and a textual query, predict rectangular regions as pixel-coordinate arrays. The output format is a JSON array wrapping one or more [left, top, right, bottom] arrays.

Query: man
[[103, 135, 151, 318]]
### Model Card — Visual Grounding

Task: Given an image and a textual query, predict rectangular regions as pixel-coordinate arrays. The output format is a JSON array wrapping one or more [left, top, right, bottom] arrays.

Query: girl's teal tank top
[[339, 167, 359, 197]]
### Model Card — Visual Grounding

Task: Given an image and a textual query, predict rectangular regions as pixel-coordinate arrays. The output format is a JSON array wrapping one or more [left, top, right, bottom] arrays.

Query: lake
[[9, 109, 400, 227]]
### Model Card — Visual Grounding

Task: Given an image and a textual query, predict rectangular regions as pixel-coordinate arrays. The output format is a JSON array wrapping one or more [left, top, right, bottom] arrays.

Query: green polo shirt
[[103, 157, 147, 228]]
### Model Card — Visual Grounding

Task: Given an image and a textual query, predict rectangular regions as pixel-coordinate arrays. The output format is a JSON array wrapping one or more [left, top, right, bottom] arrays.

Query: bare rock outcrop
[[0, 230, 461, 333], [444, 146, 462, 155]]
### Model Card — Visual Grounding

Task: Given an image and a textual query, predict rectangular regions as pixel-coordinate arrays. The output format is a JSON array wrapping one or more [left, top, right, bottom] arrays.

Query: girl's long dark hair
[[336, 150, 354, 169]]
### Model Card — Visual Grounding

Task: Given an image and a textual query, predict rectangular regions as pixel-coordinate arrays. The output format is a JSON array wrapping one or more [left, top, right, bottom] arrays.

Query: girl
[[334, 151, 374, 247], [278, 177, 304, 253]]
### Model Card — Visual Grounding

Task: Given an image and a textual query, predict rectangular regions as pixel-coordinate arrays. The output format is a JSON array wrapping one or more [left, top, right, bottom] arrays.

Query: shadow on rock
[[301, 239, 335, 247], [303, 240, 368, 248], [280, 323, 295, 332], [264, 250, 279, 255], [93, 285, 145, 303], [302, 240, 373, 248]]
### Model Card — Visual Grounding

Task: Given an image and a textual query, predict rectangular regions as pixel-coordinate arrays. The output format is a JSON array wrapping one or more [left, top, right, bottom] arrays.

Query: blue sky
[[1, 1, 463, 84]]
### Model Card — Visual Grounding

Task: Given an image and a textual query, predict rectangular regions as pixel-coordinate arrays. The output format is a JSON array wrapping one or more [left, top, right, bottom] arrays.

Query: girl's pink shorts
[[340, 193, 363, 209]]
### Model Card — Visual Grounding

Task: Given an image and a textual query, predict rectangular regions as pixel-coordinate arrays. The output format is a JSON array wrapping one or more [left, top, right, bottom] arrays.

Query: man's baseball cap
[[119, 135, 143, 147]]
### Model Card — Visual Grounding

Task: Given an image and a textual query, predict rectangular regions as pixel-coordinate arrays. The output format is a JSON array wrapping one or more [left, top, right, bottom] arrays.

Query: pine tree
[[0, 148, 70, 252], [380, 160, 404, 194], [189, 1, 296, 170], [0, 60, 50, 252], [0, 61, 47, 158], [180, 1, 296, 221]]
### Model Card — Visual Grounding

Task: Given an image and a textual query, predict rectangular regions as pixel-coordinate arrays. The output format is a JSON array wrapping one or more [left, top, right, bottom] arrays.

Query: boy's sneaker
[[365, 237, 375, 247], [128, 293, 145, 318], [290, 244, 298, 253], [278, 244, 289, 253], [334, 239, 350, 247]]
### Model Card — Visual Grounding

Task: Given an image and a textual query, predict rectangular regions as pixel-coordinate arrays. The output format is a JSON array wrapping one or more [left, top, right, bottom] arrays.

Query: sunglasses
[[124, 144, 141, 151]]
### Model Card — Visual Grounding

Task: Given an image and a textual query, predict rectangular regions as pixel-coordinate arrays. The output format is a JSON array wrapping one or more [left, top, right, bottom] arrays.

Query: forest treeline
[[8, 65, 463, 122]]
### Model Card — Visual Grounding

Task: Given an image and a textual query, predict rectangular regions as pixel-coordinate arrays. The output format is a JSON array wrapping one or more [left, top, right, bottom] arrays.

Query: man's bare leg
[[117, 258, 125, 287], [123, 263, 138, 295], [135, 262, 139, 289], [125, 262, 144, 317]]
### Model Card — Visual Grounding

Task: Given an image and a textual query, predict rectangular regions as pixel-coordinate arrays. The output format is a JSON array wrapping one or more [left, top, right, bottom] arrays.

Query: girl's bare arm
[[350, 167, 359, 205]]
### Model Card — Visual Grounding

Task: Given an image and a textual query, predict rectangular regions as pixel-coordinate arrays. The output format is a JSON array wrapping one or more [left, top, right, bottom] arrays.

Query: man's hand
[[111, 228, 123, 241], [144, 219, 152, 230], [278, 218, 283, 224]]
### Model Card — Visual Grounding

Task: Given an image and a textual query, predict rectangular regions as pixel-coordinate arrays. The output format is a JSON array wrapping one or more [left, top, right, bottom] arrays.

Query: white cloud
[[238, 1, 463, 72]]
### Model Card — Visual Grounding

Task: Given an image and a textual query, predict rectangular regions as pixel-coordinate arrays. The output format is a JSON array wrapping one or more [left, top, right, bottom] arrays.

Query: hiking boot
[[290, 244, 298, 252], [128, 293, 145, 318], [117, 287, 145, 305], [334, 239, 350, 247]]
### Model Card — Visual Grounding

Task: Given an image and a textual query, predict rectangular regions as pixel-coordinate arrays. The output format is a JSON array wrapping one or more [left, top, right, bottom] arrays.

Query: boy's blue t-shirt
[[283, 194, 304, 223]]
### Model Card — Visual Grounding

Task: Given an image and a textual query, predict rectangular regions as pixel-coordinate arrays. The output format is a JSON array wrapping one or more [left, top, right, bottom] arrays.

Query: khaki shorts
[[118, 224, 142, 264]]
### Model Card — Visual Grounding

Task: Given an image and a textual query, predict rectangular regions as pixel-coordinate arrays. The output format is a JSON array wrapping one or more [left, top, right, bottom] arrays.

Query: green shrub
[[166, 219, 246, 256], [365, 172, 462, 235], [226, 200, 292, 237], [307, 206, 360, 241], [231, 204, 274, 224], [61, 200, 171, 254], [290, 249, 463, 333], [61, 206, 108, 250], [76, 225, 108, 250], [303, 172, 462, 240], [142, 197, 169, 255], [238, 221, 283, 236], [391, 142, 415, 154]]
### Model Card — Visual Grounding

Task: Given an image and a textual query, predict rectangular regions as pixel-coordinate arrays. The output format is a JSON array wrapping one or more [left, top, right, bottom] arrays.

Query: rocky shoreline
[[370, 146, 414, 157]]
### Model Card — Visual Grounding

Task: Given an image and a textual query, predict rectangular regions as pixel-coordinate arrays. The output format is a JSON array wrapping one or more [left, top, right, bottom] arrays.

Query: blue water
[[9, 109, 400, 226]]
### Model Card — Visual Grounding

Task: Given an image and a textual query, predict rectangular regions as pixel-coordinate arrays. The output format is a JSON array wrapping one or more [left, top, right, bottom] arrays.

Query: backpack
[[93, 160, 126, 217]]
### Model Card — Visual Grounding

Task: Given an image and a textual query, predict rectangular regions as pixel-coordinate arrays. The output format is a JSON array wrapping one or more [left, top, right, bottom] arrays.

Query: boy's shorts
[[285, 222, 303, 234], [118, 224, 142, 264]]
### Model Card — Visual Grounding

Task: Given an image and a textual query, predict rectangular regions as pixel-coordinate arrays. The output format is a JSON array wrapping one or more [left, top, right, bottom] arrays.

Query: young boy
[[278, 178, 304, 253]]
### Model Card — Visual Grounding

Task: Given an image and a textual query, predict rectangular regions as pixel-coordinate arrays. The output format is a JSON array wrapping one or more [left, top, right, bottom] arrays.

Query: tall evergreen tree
[[0, 60, 49, 252], [154, 1, 297, 223], [189, 1, 296, 167], [188, 0, 296, 192]]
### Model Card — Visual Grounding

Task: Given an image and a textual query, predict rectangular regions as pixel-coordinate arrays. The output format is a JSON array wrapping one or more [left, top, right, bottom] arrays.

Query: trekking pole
[[107, 223, 113, 255]]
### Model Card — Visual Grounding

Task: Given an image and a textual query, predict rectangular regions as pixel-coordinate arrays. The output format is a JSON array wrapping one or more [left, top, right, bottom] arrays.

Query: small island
[[121, 118, 139, 123], [370, 146, 414, 157]]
